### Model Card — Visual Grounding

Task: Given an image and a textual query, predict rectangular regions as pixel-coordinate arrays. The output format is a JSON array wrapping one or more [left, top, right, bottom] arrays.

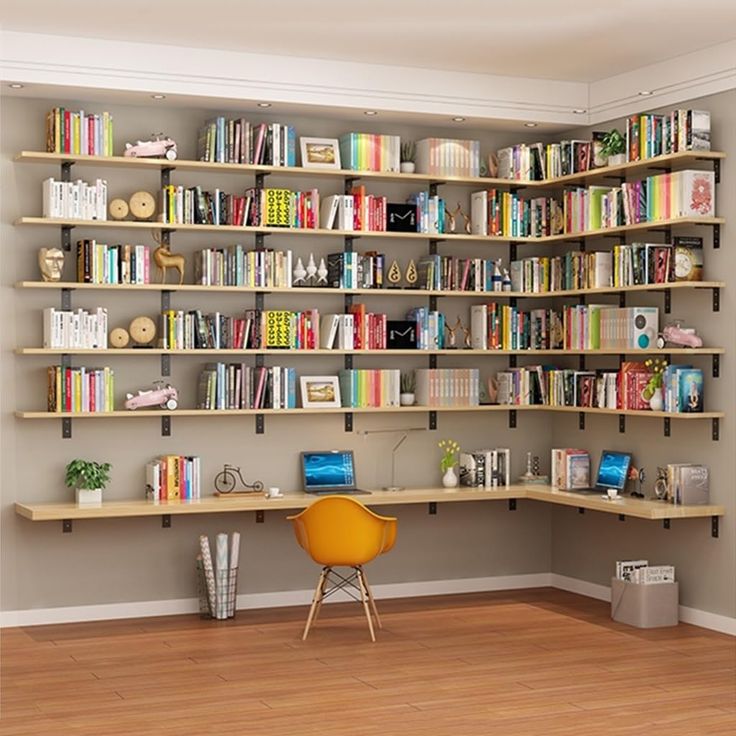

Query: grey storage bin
[[611, 577, 679, 628]]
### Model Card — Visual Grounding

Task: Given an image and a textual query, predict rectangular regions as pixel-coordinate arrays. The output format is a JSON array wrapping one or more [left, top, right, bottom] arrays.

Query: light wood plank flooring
[[1, 589, 734, 736]]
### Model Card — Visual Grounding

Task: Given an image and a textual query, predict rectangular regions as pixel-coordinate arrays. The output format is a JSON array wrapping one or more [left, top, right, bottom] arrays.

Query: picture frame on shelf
[[300, 376, 341, 408], [299, 137, 341, 169]]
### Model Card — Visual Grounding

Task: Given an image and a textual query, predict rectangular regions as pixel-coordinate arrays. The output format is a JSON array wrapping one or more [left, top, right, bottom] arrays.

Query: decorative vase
[[76, 488, 102, 506], [442, 466, 458, 488], [607, 153, 626, 166], [400, 162, 416, 174], [648, 387, 664, 412], [400, 392, 415, 406]]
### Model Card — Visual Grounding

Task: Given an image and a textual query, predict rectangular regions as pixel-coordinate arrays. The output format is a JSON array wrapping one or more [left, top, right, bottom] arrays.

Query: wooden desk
[[15, 485, 724, 535]]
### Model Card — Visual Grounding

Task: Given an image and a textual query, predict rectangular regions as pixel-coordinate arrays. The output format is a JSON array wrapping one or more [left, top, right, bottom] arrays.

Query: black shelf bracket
[[61, 225, 72, 252], [344, 354, 353, 370], [579, 412, 585, 430], [619, 292, 626, 308], [161, 355, 171, 377], [577, 239, 586, 253], [712, 287, 720, 312], [429, 354, 438, 369], [429, 295, 438, 312], [61, 161, 73, 181], [578, 507, 585, 514], [428, 410, 437, 430], [619, 415, 626, 433], [663, 518, 671, 530], [60, 287, 72, 310], [712, 354, 720, 378], [62, 353, 72, 438], [160, 167, 172, 188], [161, 290, 171, 312], [255, 414, 265, 434], [509, 409, 517, 429], [428, 502, 437, 515], [62, 519, 72, 533], [256, 173, 269, 189], [664, 417, 671, 437], [509, 243, 518, 262], [344, 236, 355, 252], [618, 514, 626, 522], [712, 516, 719, 538], [578, 355, 586, 370], [429, 239, 440, 256], [712, 418, 720, 441], [344, 412, 353, 432], [255, 232, 268, 250], [161, 415, 172, 437], [428, 183, 439, 197], [713, 223, 720, 249], [664, 288, 671, 314], [162, 515, 172, 528], [713, 158, 721, 184], [256, 510, 265, 523], [508, 499, 517, 511]]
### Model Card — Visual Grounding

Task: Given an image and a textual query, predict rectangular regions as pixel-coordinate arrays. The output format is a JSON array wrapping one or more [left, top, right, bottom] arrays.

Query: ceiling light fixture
[[638, 90, 653, 96], [452, 116, 466, 122], [151, 94, 166, 100], [9, 83, 24, 89], [364, 110, 378, 116], [257, 102, 272, 108], [572, 109, 587, 114], [524, 122, 538, 128]]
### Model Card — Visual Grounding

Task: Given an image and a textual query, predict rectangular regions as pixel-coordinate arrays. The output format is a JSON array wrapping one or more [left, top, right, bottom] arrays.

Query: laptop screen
[[595, 450, 632, 491], [301, 450, 356, 493]]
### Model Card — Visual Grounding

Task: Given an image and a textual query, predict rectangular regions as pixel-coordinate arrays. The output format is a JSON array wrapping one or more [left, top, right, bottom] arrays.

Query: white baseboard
[[3, 573, 734, 636]]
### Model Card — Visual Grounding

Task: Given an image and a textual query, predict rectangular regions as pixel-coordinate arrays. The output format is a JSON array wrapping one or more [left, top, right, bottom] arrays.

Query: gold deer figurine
[[153, 245, 185, 285]]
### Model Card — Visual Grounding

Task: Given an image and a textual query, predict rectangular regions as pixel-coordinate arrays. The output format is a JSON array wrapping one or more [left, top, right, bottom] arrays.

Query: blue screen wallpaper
[[596, 452, 630, 489], [304, 452, 354, 488]]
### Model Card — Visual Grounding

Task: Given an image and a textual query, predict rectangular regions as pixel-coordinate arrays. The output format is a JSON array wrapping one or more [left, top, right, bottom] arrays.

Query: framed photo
[[300, 375, 342, 408], [300, 137, 341, 169]]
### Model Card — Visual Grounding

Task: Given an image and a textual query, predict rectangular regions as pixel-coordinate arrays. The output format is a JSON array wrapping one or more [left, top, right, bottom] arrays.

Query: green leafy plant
[[65, 459, 112, 491], [400, 141, 415, 163], [642, 358, 668, 400], [600, 129, 626, 159], [400, 371, 415, 394], [438, 439, 460, 473]]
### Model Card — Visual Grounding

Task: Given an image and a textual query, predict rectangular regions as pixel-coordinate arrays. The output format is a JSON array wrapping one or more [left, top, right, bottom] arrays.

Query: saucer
[[267, 493, 284, 499]]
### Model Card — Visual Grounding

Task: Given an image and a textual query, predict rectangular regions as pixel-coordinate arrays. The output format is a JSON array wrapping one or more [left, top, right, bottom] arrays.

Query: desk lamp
[[358, 427, 426, 491]]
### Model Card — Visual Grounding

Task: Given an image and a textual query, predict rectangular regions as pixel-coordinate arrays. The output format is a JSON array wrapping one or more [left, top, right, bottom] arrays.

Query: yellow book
[[265, 310, 291, 348], [55, 366, 62, 412], [263, 188, 291, 227], [54, 108, 61, 153]]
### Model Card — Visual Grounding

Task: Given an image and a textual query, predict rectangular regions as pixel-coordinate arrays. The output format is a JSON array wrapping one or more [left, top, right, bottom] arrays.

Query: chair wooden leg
[[355, 566, 376, 642], [312, 567, 329, 624], [302, 568, 327, 641], [359, 568, 382, 629]]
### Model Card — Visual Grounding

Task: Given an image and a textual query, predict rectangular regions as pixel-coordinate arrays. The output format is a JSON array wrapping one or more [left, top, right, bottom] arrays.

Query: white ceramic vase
[[76, 488, 102, 505], [442, 467, 458, 488], [649, 387, 664, 412]]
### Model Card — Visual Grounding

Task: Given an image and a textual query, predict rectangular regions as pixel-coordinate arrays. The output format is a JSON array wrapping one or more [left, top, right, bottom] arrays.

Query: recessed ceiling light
[[9, 83, 24, 89], [257, 102, 272, 108], [364, 110, 378, 116], [452, 117, 466, 122], [638, 90, 653, 96], [524, 122, 538, 128], [572, 109, 587, 114], [151, 94, 166, 100]]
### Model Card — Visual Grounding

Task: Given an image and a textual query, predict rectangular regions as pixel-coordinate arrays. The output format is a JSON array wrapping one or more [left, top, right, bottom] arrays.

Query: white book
[[470, 305, 487, 350], [319, 314, 340, 349], [338, 195, 354, 231], [320, 195, 340, 229], [338, 314, 354, 350]]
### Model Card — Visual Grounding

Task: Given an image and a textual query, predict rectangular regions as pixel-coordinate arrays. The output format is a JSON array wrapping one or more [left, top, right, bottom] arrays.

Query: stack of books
[[414, 369, 480, 407], [325, 251, 385, 289], [42, 178, 107, 220], [320, 190, 388, 231], [146, 455, 202, 501], [193, 246, 293, 288], [551, 448, 590, 489], [47, 365, 114, 412], [338, 369, 401, 407], [197, 363, 297, 410], [46, 108, 113, 156], [43, 307, 108, 349]]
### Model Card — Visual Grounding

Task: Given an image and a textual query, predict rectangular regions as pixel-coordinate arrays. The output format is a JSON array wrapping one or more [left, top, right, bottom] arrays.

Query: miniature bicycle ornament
[[214, 464, 264, 494]]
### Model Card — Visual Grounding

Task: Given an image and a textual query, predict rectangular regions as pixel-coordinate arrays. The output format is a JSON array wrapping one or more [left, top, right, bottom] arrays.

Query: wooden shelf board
[[15, 150, 726, 189], [15, 215, 724, 244], [15, 280, 725, 300], [15, 406, 724, 419], [16, 347, 725, 356], [14, 483, 724, 523]]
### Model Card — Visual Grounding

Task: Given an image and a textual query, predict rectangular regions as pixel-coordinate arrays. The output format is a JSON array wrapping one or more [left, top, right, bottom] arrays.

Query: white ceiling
[[2, 0, 735, 83]]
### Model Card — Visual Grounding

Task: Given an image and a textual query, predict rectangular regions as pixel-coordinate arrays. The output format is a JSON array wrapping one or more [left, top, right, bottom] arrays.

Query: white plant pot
[[400, 392, 415, 406], [76, 488, 102, 506], [648, 387, 664, 412], [442, 467, 458, 488], [607, 153, 627, 166], [400, 162, 416, 174]]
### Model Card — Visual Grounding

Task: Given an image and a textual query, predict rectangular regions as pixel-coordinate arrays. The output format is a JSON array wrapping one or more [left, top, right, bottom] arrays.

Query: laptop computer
[[300, 450, 371, 496], [568, 450, 632, 495]]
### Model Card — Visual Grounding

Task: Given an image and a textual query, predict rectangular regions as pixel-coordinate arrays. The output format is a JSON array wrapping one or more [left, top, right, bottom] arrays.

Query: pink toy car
[[125, 381, 178, 411], [656, 323, 703, 349], [124, 135, 177, 160]]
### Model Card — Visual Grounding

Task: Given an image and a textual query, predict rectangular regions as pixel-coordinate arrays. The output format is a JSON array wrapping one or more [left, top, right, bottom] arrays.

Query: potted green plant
[[600, 129, 627, 166], [642, 358, 667, 411], [400, 141, 416, 174], [400, 371, 416, 406], [65, 459, 112, 505]]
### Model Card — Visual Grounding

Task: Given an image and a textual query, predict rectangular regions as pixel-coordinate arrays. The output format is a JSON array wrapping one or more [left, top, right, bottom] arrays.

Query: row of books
[[145, 455, 202, 501], [160, 186, 320, 228], [414, 368, 480, 407], [45, 108, 113, 156], [551, 448, 590, 490], [43, 307, 108, 349], [471, 190, 564, 238], [664, 464, 710, 505], [197, 363, 298, 410], [415, 138, 481, 177], [76, 240, 151, 284], [459, 448, 511, 488], [193, 246, 293, 288], [47, 365, 114, 413], [325, 251, 385, 290], [497, 140, 600, 181], [470, 304, 562, 351], [42, 177, 108, 221], [337, 369, 401, 407], [495, 364, 704, 413], [338, 133, 400, 172], [409, 191, 446, 234], [321, 191, 389, 231], [627, 110, 710, 162], [197, 118, 296, 166], [405, 308, 445, 350]]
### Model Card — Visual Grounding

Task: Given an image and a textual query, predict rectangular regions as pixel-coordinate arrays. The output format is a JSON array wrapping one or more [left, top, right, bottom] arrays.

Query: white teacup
[[606, 488, 619, 500], [267, 487, 282, 498]]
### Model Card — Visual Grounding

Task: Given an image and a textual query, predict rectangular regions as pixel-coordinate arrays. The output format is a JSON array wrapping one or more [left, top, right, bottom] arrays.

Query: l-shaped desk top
[[15, 485, 725, 524]]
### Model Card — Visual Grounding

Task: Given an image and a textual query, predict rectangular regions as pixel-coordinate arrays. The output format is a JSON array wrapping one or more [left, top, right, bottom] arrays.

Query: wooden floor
[[1, 589, 734, 736]]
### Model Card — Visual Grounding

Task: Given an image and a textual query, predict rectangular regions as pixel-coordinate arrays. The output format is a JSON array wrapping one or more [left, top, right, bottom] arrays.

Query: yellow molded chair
[[287, 496, 397, 642]]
